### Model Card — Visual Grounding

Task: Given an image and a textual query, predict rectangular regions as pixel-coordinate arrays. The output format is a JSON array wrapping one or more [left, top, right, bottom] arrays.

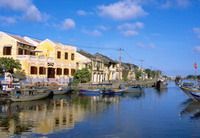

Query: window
[[30, 66, 37, 74], [3, 47, 12, 55], [39, 67, 46, 75], [57, 68, 62, 75], [64, 68, 69, 75], [71, 69, 76, 76], [18, 48, 23, 55], [65, 52, 68, 60], [57, 51, 61, 59], [71, 53, 75, 60], [24, 50, 30, 55]]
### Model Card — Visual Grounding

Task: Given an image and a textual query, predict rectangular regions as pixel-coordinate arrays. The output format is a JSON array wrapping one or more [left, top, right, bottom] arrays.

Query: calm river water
[[0, 82, 200, 138]]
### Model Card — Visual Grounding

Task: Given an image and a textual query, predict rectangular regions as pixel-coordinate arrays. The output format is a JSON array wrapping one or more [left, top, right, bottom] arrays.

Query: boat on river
[[10, 88, 51, 102], [79, 89, 102, 96], [79, 88, 126, 96], [48, 87, 71, 95], [125, 85, 143, 93], [102, 89, 125, 96]]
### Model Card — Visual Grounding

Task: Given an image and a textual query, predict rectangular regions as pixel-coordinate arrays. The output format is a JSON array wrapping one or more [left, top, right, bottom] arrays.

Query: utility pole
[[118, 48, 124, 80], [140, 59, 144, 80]]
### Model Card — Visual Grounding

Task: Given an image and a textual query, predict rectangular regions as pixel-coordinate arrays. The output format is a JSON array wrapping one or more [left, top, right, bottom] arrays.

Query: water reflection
[[154, 88, 168, 97], [180, 98, 200, 119], [123, 91, 145, 99], [0, 95, 123, 137]]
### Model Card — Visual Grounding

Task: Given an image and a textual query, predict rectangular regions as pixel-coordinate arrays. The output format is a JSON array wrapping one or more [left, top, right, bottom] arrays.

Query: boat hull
[[52, 88, 71, 95], [79, 89, 102, 96], [10, 92, 50, 102]]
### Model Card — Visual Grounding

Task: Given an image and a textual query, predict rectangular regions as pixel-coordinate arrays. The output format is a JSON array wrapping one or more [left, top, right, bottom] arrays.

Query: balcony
[[16, 55, 55, 62]]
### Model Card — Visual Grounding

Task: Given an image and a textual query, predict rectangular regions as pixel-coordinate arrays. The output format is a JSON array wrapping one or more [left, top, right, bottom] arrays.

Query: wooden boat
[[187, 91, 200, 102], [180, 86, 200, 92], [102, 89, 125, 96], [125, 86, 143, 93], [79, 89, 102, 96], [10, 89, 51, 102], [155, 80, 168, 90], [50, 87, 71, 95]]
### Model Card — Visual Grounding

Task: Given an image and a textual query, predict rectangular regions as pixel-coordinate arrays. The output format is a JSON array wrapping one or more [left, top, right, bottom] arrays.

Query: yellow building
[[0, 31, 77, 85]]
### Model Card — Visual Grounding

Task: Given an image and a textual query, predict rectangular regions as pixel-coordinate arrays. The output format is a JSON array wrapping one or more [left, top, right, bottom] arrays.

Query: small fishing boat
[[125, 86, 143, 93], [180, 86, 200, 92], [50, 87, 71, 95], [155, 79, 168, 90], [187, 91, 200, 102], [79, 89, 102, 96], [10, 88, 51, 102], [102, 89, 125, 96]]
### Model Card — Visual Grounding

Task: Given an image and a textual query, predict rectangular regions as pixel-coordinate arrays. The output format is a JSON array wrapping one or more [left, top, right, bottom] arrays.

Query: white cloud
[[160, 0, 190, 9], [193, 27, 200, 39], [0, 16, 16, 24], [97, 25, 109, 31], [62, 18, 76, 30], [176, 0, 190, 7], [117, 22, 144, 37], [77, 10, 87, 16], [98, 0, 147, 20], [82, 29, 102, 37], [136, 42, 156, 49], [0, 0, 44, 22], [194, 46, 200, 53]]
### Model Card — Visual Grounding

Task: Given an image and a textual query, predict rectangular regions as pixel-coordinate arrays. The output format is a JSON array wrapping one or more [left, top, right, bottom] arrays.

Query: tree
[[144, 68, 152, 78], [135, 69, 142, 80], [0, 57, 21, 74], [73, 68, 91, 83]]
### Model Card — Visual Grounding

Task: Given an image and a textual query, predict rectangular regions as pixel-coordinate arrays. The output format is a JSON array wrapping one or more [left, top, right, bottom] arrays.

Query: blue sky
[[0, 0, 200, 76]]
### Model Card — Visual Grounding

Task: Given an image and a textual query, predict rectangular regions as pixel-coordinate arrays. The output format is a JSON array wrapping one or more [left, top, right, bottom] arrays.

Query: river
[[0, 82, 199, 138]]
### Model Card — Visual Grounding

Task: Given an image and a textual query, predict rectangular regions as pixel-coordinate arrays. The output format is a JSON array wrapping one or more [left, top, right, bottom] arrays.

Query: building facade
[[77, 50, 105, 83], [0, 32, 77, 85]]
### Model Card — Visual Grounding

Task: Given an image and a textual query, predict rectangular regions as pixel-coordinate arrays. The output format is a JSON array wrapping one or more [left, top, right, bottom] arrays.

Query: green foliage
[[122, 70, 129, 81], [0, 57, 21, 74], [73, 68, 91, 83], [144, 68, 152, 78], [135, 69, 142, 80]]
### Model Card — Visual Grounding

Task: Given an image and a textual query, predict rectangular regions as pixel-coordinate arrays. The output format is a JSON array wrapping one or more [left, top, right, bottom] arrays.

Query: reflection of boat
[[10, 89, 51, 102], [79, 89, 102, 96]]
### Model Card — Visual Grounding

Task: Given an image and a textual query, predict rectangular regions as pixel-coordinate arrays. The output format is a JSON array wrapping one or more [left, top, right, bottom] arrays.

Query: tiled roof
[[77, 50, 95, 59], [95, 53, 117, 64], [8, 34, 35, 47]]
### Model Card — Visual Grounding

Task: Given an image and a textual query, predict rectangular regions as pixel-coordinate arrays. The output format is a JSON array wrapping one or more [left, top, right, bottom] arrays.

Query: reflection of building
[[0, 31, 77, 85], [0, 96, 120, 136]]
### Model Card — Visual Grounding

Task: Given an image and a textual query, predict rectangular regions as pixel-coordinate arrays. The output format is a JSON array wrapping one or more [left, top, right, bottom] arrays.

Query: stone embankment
[[71, 79, 157, 90]]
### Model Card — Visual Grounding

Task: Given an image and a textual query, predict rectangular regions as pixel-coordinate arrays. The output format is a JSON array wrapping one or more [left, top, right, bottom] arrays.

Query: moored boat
[[125, 86, 143, 93], [79, 89, 102, 96], [187, 91, 200, 102], [10, 89, 51, 102], [49, 87, 71, 95], [102, 89, 125, 96]]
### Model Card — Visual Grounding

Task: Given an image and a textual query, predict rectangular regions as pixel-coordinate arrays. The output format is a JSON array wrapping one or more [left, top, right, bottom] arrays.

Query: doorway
[[47, 68, 55, 78]]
